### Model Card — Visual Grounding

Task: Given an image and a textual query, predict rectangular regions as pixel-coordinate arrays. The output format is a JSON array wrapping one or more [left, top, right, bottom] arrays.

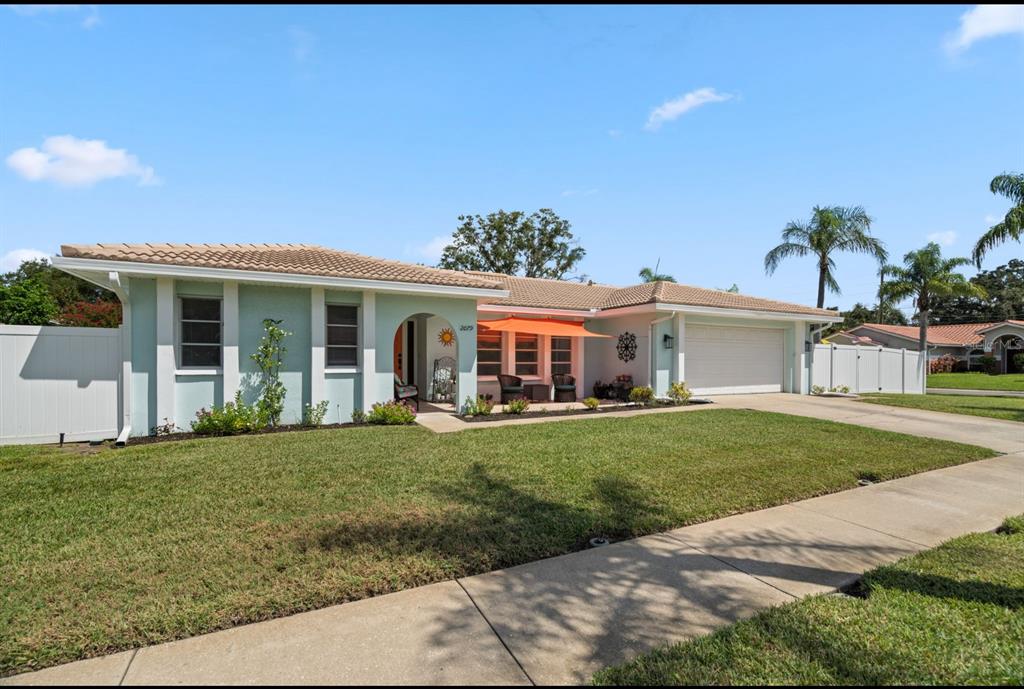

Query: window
[[180, 297, 222, 367], [515, 333, 538, 376], [478, 329, 502, 376], [551, 336, 572, 376], [326, 304, 359, 367]]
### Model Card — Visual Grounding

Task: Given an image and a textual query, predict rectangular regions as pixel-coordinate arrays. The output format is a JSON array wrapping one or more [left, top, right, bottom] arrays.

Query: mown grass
[[0, 409, 994, 676], [928, 372, 1024, 392], [594, 515, 1024, 685], [862, 392, 1024, 422]]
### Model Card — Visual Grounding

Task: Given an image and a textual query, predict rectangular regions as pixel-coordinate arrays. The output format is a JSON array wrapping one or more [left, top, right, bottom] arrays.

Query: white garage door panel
[[688, 325, 784, 394]]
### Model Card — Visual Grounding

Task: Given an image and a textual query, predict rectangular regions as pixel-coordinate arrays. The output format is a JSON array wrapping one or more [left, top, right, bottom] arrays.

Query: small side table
[[525, 383, 551, 402]]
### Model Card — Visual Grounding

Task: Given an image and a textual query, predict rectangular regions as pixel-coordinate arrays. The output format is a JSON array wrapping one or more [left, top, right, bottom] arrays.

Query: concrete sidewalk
[[6, 452, 1022, 686]]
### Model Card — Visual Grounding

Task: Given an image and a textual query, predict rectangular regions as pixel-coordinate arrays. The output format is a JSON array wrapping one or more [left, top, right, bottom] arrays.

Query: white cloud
[[6, 4, 100, 29], [288, 25, 316, 63], [6, 135, 159, 187], [985, 214, 1001, 224], [645, 87, 733, 131], [946, 4, 1024, 53], [927, 230, 957, 247], [406, 236, 449, 263], [1, 248, 49, 272], [561, 188, 598, 197]]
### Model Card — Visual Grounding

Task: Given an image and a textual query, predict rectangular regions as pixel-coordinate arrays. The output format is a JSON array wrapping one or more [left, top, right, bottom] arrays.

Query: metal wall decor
[[616, 332, 637, 362], [438, 327, 456, 347]]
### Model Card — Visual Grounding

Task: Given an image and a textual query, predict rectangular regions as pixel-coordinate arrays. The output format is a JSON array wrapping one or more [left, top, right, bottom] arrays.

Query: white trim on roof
[[852, 323, 982, 347], [593, 302, 841, 322], [977, 321, 1024, 334], [477, 303, 599, 318], [51, 256, 509, 299]]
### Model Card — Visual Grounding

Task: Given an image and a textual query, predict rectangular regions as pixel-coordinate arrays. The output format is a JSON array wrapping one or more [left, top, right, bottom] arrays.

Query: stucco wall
[[129, 277, 157, 434], [583, 313, 653, 396]]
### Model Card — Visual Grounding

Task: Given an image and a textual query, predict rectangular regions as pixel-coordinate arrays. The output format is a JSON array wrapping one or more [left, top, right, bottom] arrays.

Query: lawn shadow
[[865, 568, 1024, 609]]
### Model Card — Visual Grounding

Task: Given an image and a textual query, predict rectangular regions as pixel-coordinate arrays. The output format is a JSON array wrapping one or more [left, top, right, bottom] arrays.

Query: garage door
[[687, 325, 785, 394]]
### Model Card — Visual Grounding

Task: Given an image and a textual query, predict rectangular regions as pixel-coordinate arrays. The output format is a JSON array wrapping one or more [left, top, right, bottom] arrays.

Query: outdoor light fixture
[[663, 333, 674, 349]]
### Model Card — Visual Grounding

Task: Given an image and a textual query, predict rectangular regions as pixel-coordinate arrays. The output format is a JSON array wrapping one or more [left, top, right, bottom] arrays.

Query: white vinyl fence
[[811, 343, 926, 395], [0, 325, 121, 445]]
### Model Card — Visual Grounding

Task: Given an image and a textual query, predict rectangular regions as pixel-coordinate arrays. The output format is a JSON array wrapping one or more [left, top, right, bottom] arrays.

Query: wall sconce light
[[663, 333, 675, 349]]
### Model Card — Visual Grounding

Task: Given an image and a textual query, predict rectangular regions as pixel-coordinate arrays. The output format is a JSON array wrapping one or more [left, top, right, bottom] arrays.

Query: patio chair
[[431, 356, 457, 403], [497, 374, 524, 403], [551, 374, 577, 402], [393, 373, 419, 410]]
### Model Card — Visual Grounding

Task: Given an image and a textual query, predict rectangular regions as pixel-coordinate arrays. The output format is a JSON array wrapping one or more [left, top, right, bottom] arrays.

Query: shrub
[[810, 385, 825, 395], [151, 418, 179, 436], [830, 385, 851, 394], [1015, 353, 1024, 373], [59, 300, 121, 328], [628, 386, 655, 406], [952, 358, 969, 373], [250, 318, 291, 426], [0, 278, 58, 325], [929, 354, 959, 374], [667, 382, 692, 405], [302, 400, 329, 427], [461, 395, 495, 416], [367, 400, 417, 425], [978, 354, 998, 375], [350, 409, 366, 424], [582, 396, 600, 410], [504, 397, 530, 414], [191, 392, 264, 436]]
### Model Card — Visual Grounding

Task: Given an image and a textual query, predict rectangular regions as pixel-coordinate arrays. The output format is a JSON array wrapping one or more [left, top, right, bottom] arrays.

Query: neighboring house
[[52, 243, 840, 438], [843, 322, 1024, 372], [825, 331, 883, 347]]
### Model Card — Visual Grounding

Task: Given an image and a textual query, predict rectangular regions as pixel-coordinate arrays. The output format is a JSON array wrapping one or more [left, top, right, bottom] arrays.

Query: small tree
[[0, 278, 58, 325], [250, 318, 291, 426]]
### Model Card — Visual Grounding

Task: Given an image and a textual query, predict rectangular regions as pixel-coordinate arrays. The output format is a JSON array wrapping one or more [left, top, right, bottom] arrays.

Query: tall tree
[[882, 243, 987, 351], [929, 259, 1024, 324], [638, 259, 675, 283], [0, 278, 59, 325], [437, 208, 585, 279], [973, 172, 1023, 267], [764, 205, 887, 308]]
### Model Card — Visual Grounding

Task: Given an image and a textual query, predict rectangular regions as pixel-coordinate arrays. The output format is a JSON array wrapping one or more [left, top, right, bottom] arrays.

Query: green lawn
[[594, 515, 1024, 685], [0, 409, 995, 677], [862, 393, 1024, 422], [928, 372, 1024, 391]]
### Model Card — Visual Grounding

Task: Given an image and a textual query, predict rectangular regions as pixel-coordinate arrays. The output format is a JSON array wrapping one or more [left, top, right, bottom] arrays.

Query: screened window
[[180, 297, 222, 367], [478, 329, 502, 376], [551, 336, 572, 376], [515, 333, 539, 376], [326, 304, 359, 367]]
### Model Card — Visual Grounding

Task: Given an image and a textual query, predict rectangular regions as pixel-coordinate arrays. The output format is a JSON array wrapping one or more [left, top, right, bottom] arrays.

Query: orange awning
[[478, 316, 611, 338]]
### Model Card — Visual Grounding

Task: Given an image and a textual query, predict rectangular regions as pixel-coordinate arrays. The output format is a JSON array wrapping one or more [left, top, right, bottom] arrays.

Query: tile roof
[[60, 243, 504, 290], [852, 322, 1009, 346], [472, 272, 838, 318], [61, 243, 836, 318]]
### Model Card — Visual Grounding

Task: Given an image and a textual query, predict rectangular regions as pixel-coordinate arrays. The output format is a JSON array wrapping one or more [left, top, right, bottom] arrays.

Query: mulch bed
[[459, 399, 712, 423], [124, 421, 366, 446]]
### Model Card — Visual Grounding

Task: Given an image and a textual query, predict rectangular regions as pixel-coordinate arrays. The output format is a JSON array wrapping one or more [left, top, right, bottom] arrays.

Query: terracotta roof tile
[[852, 322, 1003, 346], [60, 243, 504, 290]]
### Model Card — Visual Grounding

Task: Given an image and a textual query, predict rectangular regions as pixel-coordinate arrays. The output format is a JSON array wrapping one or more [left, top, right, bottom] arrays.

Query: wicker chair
[[497, 374, 524, 403], [393, 373, 419, 410], [551, 374, 577, 402]]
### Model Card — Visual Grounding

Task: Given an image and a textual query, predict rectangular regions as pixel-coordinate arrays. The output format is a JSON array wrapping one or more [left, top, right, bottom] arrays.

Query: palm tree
[[973, 172, 1023, 267], [882, 243, 987, 351], [764, 205, 887, 308], [638, 259, 675, 283]]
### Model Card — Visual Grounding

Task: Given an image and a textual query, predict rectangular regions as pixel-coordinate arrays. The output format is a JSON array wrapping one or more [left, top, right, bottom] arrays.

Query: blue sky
[[2, 4, 1022, 314]]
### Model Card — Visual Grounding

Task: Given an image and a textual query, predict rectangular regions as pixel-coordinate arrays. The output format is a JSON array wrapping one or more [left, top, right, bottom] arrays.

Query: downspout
[[649, 314, 673, 394], [107, 271, 132, 445]]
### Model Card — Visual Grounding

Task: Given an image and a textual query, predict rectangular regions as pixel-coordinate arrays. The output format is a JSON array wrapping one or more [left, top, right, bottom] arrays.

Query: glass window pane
[[516, 363, 538, 376], [327, 325, 358, 346], [516, 351, 537, 363], [515, 334, 538, 350], [182, 344, 221, 367], [479, 363, 501, 376], [181, 298, 221, 321], [479, 350, 502, 363], [551, 350, 572, 363], [551, 337, 571, 351], [327, 346, 358, 366], [552, 363, 572, 375], [327, 305, 358, 326], [182, 321, 221, 344]]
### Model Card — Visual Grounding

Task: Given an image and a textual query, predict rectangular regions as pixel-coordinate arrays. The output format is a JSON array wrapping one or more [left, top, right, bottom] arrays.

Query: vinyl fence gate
[[811, 343, 926, 394]]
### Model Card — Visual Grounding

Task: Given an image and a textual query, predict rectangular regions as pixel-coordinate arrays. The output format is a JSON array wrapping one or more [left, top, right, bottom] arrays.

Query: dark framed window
[[515, 333, 538, 376], [327, 304, 359, 367], [478, 329, 502, 376], [180, 297, 222, 367], [551, 336, 572, 376]]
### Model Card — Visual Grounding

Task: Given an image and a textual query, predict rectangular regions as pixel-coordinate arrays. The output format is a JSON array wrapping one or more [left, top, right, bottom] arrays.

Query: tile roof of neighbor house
[[60, 243, 837, 318], [852, 322, 1007, 346], [60, 243, 504, 290]]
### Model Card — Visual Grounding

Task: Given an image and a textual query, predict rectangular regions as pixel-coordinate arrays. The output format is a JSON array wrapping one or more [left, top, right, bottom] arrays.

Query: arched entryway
[[392, 312, 459, 408], [995, 334, 1024, 373]]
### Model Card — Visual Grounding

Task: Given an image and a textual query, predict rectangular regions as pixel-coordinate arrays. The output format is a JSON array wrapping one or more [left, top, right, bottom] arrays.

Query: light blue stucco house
[[53, 243, 841, 439]]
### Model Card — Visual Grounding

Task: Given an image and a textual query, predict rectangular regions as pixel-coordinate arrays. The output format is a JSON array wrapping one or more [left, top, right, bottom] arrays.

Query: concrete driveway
[[708, 393, 1024, 454]]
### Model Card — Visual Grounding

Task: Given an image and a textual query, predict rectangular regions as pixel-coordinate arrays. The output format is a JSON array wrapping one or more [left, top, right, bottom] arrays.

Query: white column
[[502, 329, 515, 376], [792, 321, 807, 394], [675, 314, 686, 384], [156, 277, 176, 426], [310, 287, 325, 405], [574, 334, 584, 399], [222, 281, 240, 401], [361, 291, 377, 412]]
